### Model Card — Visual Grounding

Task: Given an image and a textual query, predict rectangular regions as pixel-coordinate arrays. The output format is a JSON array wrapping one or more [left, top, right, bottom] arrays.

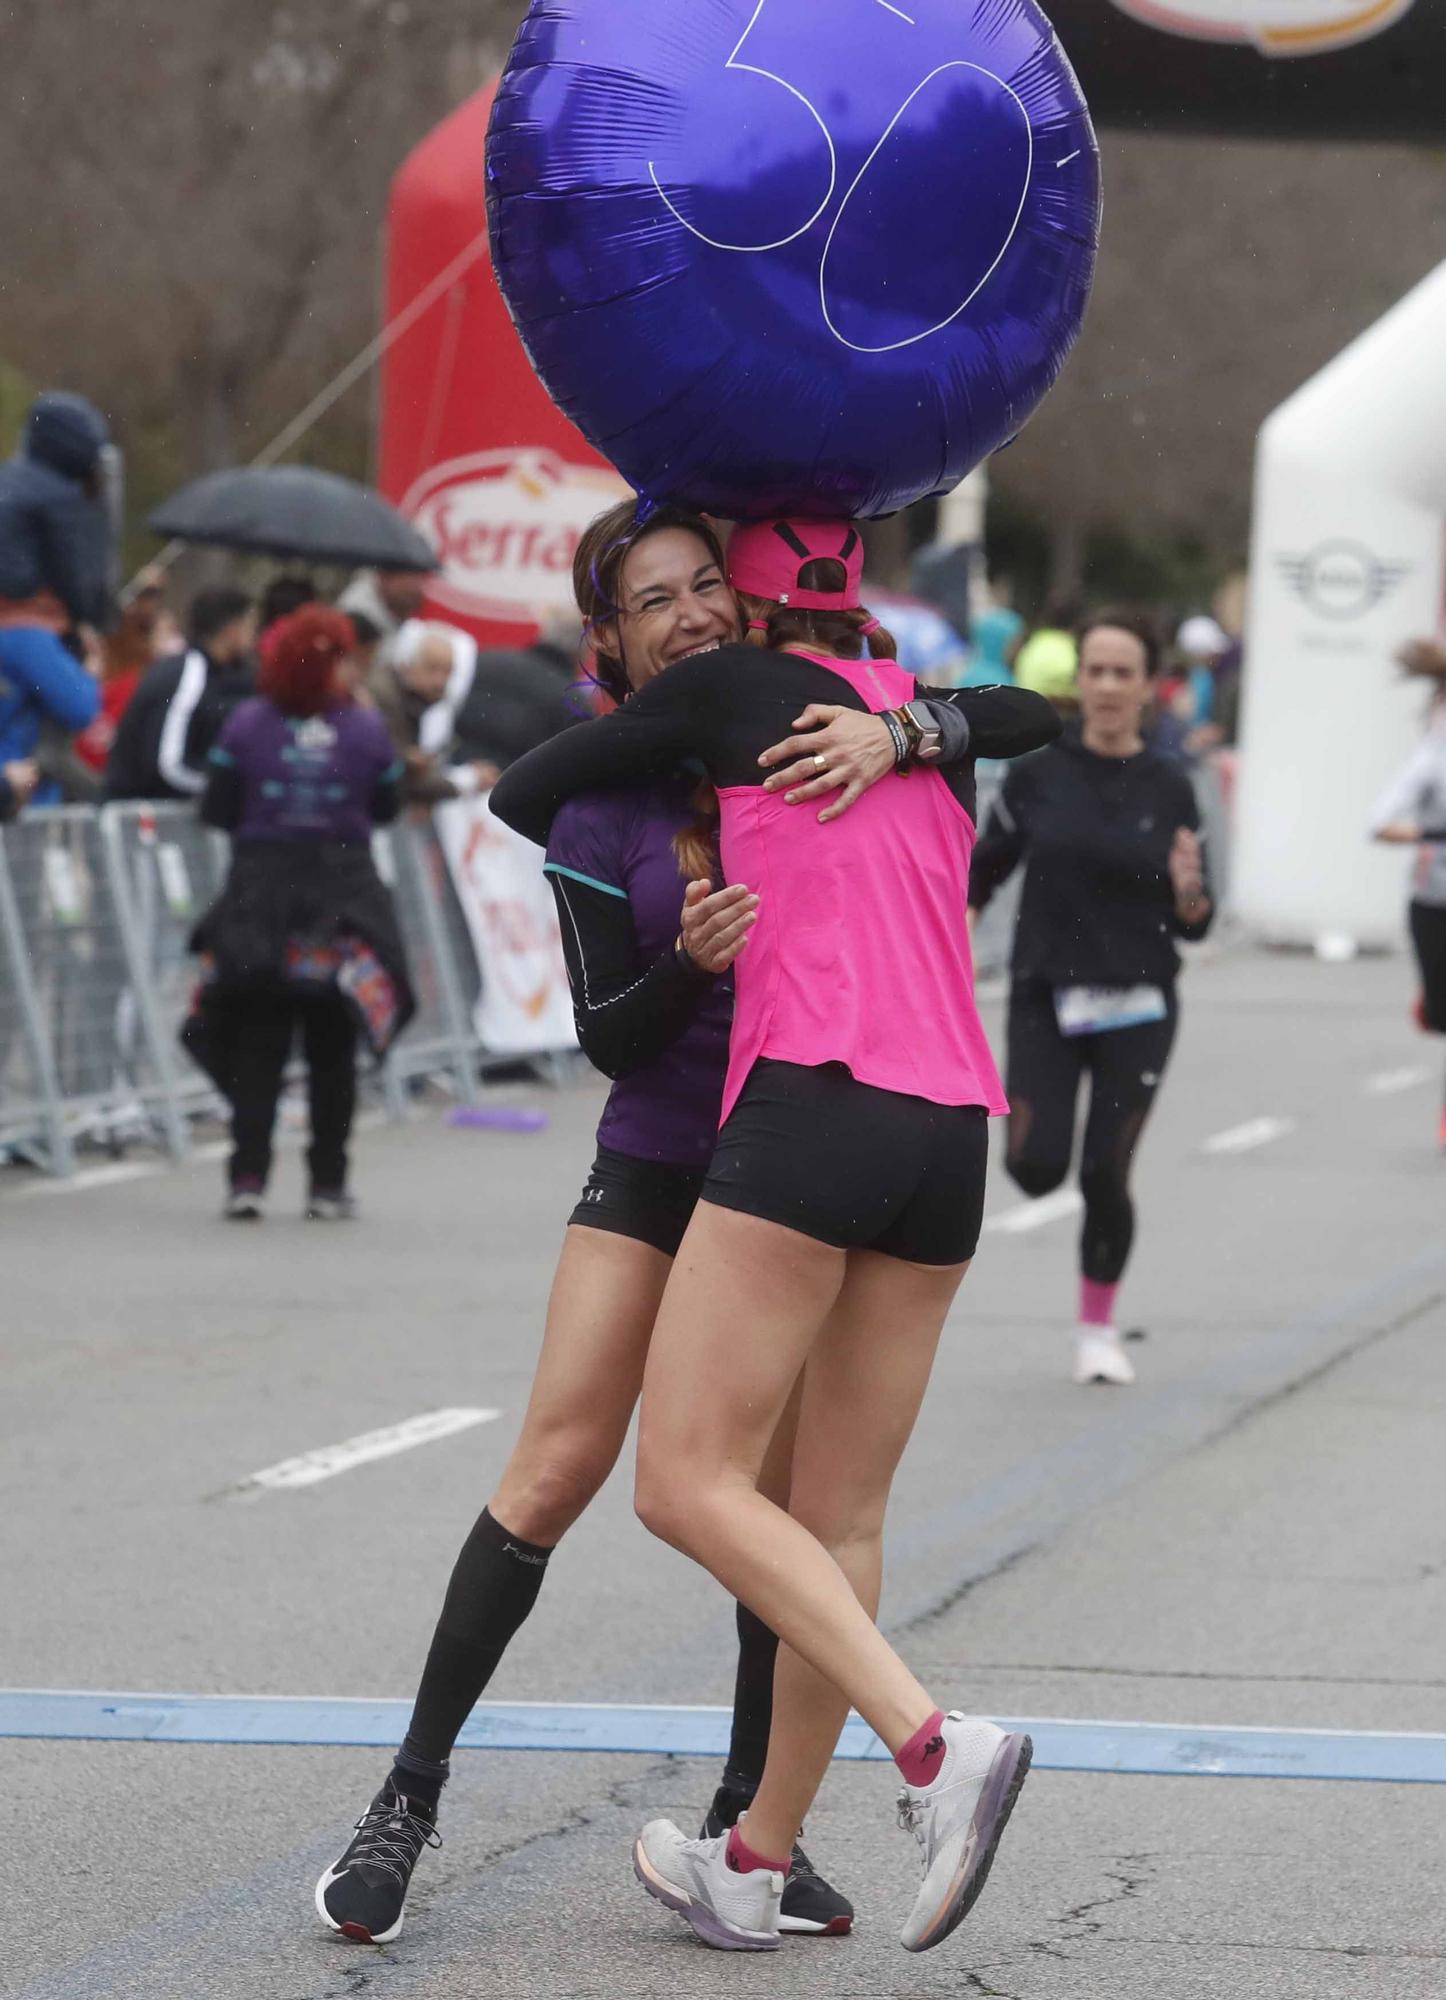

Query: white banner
[[1109, 0, 1416, 55], [432, 795, 578, 1056]]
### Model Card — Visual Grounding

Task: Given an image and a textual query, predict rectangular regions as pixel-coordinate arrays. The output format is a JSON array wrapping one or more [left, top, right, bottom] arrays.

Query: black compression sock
[[397, 1508, 554, 1775], [722, 1602, 779, 1797], [389, 1746, 448, 1811]]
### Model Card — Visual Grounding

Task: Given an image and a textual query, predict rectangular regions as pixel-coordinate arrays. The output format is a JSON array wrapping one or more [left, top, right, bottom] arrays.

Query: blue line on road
[[3, 1691, 1443, 1784]]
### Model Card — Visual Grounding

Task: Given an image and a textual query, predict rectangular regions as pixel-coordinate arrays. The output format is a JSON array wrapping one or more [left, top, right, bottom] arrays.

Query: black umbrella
[[148, 466, 438, 572]]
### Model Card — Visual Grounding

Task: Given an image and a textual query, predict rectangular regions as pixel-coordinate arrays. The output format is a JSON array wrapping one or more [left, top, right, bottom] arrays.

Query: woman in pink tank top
[[493, 517, 1058, 1957]]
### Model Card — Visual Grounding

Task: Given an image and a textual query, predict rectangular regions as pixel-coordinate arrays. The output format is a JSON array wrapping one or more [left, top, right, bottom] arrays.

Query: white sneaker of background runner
[[897, 1714, 1033, 1953], [1073, 1326, 1136, 1386], [633, 1820, 783, 1951]]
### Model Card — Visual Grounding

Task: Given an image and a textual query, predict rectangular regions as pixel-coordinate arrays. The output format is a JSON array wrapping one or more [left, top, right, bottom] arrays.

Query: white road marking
[[10, 1110, 392, 1194], [233, 1408, 502, 1496], [15, 1162, 159, 1198], [1365, 1068, 1430, 1096], [1203, 1117, 1295, 1156], [985, 1189, 1084, 1235]]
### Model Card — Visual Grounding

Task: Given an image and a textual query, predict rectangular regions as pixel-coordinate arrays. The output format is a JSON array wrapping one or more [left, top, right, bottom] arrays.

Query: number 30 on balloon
[[489, 0, 1101, 521]]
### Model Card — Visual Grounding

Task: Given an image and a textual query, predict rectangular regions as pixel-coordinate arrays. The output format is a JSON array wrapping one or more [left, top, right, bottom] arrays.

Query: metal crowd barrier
[[0, 803, 489, 1177], [374, 818, 479, 1108], [0, 766, 1232, 1178]]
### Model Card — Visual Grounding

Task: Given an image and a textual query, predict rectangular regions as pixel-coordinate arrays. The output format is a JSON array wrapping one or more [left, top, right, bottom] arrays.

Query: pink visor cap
[[727, 519, 866, 611]]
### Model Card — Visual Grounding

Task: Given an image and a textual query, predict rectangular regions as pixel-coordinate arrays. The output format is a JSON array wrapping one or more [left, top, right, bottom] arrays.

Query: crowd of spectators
[[1, 382, 1264, 835], [0, 387, 593, 829]]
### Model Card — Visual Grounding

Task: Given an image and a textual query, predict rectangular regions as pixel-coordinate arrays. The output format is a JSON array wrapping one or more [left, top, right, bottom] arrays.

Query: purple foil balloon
[[487, 0, 1100, 521]]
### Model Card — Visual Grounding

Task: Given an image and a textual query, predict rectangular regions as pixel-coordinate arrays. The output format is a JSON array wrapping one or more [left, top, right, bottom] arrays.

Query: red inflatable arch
[[378, 85, 626, 650]]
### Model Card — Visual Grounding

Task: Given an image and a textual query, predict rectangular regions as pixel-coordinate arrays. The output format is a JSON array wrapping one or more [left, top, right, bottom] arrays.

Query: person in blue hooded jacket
[[0, 393, 108, 791]]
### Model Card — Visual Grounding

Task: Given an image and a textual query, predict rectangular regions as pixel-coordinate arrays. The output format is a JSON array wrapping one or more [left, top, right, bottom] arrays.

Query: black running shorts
[[702, 1060, 990, 1266], [569, 1145, 708, 1258]]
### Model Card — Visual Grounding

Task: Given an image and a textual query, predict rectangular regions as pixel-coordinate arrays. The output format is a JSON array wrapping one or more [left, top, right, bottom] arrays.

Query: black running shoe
[[701, 1786, 854, 1937], [315, 1784, 441, 1944]]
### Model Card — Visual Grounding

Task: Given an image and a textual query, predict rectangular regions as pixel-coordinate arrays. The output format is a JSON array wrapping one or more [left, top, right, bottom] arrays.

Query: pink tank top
[[717, 652, 1008, 1127]]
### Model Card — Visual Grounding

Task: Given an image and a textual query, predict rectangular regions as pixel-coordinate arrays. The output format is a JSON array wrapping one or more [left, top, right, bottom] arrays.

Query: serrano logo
[[1276, 540, 1413, 621], [402, 449, 627, 626], [1108, 0, 1416, 56]]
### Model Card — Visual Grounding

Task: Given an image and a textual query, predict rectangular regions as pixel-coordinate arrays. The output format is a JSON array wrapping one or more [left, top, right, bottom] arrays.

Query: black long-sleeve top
[[545, 798, 723, 1082], [970, 727, 1214, 988], [535, 678, 1020, 1084], [491, 648, 1059, 850]]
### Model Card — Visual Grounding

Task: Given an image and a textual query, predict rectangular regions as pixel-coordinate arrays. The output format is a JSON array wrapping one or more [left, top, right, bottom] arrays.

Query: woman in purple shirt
[[189, 606, 411, 1222], [315, 504, 980, 1948]]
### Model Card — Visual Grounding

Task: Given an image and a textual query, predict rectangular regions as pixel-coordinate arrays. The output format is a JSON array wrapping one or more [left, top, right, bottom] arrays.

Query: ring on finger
[[813, 752, 829, 773]]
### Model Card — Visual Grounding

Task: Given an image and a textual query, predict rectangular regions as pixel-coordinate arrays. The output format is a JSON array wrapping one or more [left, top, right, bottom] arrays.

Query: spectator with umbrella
[[184, 606, 413, 1220], [148, 465, 438, 573], [257, 574, 320, 665]]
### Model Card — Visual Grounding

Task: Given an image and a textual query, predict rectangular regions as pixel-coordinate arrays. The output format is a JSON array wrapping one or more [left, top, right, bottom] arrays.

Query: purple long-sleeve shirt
[[204, 698, 402, 844]]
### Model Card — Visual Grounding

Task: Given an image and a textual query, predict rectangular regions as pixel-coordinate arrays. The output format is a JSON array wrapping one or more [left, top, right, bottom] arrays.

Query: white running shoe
[[633, 1820, 783, 1951], [898, 1715, 1033, 1954], [1073, 1326, 1136, 1386]]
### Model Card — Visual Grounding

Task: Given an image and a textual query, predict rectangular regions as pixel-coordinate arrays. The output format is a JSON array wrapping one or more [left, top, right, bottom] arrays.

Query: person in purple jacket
[[315, 502, 983, 1948], [188, 606, 412, 1222]]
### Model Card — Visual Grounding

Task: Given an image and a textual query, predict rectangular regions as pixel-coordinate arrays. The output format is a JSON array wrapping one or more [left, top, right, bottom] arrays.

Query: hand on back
[[758, 704, 897, 823]]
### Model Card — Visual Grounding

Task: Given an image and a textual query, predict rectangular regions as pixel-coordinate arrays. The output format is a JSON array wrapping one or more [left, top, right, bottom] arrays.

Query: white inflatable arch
[[1233, 260, 1446, 948]]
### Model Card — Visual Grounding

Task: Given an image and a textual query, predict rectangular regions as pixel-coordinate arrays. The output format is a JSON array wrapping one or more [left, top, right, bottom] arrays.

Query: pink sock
[[895, 1710, 948, 1789], [1080, 1278, 1119, 1328], [726, 1824, 791, 1877]]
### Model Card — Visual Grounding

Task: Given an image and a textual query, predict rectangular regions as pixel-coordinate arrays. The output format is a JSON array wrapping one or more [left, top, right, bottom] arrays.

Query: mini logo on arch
[[1276, 541, 1413, 621], [1108, 1, 1416, 57], [402, 449, 628, 627]]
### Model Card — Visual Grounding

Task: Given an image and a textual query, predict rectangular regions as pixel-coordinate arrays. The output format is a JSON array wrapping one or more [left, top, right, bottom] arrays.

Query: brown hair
[[739, 557, 898, 664], [572, 499, 732, 883], [101, 596, 161, 684], [571, 500, 730, 707], [1077, 607, 1162, 678]]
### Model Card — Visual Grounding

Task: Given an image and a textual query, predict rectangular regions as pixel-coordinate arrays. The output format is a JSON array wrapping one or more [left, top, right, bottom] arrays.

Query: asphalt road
[[4, 944, 1444, 1999]]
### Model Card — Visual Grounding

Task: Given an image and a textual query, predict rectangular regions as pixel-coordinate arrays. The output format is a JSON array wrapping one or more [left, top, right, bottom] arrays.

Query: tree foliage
[[0, 0, 521, 477], [994, 132, 1446, 588], [2, 5, 1442, 588]]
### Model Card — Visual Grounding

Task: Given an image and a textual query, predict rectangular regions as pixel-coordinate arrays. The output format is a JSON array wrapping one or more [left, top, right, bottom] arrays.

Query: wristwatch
[[899, 701, 944, 765]]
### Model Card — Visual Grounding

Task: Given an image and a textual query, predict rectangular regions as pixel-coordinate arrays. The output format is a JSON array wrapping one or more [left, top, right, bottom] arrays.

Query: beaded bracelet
[[881, 709, 913, 771]]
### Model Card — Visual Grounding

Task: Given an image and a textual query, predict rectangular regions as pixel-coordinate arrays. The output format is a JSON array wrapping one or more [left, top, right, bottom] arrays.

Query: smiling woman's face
[[613, 528, 739, 692]]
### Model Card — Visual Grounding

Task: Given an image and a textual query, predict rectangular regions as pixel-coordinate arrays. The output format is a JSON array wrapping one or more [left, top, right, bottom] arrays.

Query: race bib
[[1055, 984, 1168, 1038]]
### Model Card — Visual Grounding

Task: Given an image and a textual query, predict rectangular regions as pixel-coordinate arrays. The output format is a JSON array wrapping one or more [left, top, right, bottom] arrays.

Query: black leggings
[[1004, 980, 1178, 1285], [1410, 901, 1446, 1035], [211, 985, 358, 1191]]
